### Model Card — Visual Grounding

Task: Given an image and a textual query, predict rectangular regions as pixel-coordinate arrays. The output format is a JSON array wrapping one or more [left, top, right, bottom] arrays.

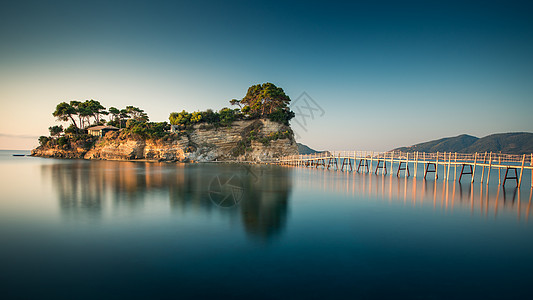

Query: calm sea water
[[1, 150, 532, 299]]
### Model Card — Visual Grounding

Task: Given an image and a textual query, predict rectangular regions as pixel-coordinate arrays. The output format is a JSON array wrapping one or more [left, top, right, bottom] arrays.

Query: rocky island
[[32, 83, 298, 162]]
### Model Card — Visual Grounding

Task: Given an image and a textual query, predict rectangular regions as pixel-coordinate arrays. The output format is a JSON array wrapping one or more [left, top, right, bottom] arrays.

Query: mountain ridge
[[394, 132, 533, 154]]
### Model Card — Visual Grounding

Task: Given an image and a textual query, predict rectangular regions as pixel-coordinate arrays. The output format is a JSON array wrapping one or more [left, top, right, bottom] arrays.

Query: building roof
[[87, 125, 119, 131]]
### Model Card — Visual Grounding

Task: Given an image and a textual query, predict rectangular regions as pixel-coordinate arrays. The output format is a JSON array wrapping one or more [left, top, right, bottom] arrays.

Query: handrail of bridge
[[278, 150, 532, 165]]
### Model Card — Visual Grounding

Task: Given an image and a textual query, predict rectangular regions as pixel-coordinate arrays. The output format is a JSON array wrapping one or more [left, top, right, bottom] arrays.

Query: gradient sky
[[1, 0, 532, 151]]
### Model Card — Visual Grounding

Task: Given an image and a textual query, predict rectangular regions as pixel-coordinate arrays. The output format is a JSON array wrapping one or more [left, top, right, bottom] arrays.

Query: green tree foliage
[[57, 136, 69, 146], [108, 107, 122, 127], [169, 110, 191, 126], [53, 102, 79, 128], [191, 111, 203, 123], [108, 106, 142, 128], [64, 124, 82, 135], [52, 100, 108, 129], [39, 136, 50, 146], [231, 82, 294, 124], [48, 125, 63, 137], [125, 120, 170, 139], [268, 108, 295, 126], [69, 101, 89, 128], [168, 83, 294, 130], [125, 106, 149, 122], [85, 99, 107, 124], [219, 108, 239, 126], [238, 83, 291, 115], [229, 99, 242, 108], [202, 109, 220, 124]]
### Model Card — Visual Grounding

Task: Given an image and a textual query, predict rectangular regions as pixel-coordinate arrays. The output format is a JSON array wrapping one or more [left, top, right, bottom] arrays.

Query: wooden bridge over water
[[277, 151, 533, 188]]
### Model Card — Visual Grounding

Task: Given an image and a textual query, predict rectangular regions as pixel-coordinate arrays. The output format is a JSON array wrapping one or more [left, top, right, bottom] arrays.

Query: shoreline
[[29, 154, 278, 165]]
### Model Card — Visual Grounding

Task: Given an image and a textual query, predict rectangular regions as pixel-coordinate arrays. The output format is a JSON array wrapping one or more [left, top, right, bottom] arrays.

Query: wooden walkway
[[277, 151, 533, 188]]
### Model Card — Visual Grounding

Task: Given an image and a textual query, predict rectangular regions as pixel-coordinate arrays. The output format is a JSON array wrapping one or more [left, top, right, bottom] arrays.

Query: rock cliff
[[32, 119, 298, 162]]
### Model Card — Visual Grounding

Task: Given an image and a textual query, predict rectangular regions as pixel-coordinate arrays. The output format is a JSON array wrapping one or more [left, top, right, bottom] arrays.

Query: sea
[[1, 150, 532, 299]]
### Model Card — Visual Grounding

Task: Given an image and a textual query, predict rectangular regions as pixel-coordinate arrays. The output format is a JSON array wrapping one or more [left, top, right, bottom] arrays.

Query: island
[[31, 83, 298, 162]]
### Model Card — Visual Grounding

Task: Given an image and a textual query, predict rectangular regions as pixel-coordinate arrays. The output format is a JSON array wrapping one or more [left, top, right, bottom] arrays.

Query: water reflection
[[291, 167, 532, 221], [41, 161, 292, 240]]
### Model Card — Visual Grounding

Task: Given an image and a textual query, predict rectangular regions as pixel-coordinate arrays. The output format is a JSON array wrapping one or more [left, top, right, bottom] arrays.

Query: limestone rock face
[[32, 119, 298, 162], [187, 119, 298, 162], [30, 147, 87, 159]]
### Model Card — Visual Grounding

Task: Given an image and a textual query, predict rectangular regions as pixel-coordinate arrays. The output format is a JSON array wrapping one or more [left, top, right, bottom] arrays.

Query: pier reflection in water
[[290, 167, 532, 222], [41, 161, 291, 241]]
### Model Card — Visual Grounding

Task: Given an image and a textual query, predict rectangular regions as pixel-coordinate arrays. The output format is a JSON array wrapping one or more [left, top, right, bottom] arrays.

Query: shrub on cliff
[[122, 120, 172, 140], [268, 108, 295, 126], [202, 109, 220, 124], [169, 108, 242, 129], [169, 110, 192, 127], [57, 137, 69, 147], [64, 124, 84, 135], [219, 108, 240, 126], [48, 125, 63, 137], [39, 136, 50, 147]]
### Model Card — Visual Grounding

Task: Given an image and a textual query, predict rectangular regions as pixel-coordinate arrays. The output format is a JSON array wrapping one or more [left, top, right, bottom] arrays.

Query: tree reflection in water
[[42, 161, 292, 240]]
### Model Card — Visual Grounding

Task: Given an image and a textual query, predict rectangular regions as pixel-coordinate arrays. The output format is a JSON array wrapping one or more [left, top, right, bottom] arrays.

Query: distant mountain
[[394, 134, 478, 153], [394, 132, 533, 155], [297, 143, 323, 154]]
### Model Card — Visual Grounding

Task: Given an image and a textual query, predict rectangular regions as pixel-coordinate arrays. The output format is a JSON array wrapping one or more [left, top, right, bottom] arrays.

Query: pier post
[[370, 151, 374, 174], [443, 152, 447, 181], [503, 167, 518, 187], [481, 152, 487, 183], [375, 158, 387, 175], [459, 164, 472, 182], [435, 152, 439, 181], [406, 152, 410, 177], [354, 151, 357, 173], [518, 154, 526, 188], [414, 151, 419, 178], [454, 152, 457, 181], [423, 152, 426, 179], [390, 151, 394, 177], [446, 152, 452, 181], [397, 153, 410, 177], [471, 153, 478, 184], [486, 152, 492, 186], [498, 156, 501, 185]]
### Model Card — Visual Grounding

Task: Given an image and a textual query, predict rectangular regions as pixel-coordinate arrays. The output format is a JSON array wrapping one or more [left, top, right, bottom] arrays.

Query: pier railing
[[276, 150, 533, 188]]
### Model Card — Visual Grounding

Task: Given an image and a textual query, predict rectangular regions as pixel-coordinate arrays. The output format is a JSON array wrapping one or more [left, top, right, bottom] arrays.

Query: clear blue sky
[[1, 0, 532, 150]]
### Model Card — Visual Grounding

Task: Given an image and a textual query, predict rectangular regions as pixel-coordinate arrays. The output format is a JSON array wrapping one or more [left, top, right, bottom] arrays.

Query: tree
[[38, 136, 49, 146], [85, 99, 107, 125], [108, 107, 121, 127], [49, 125, 63, 137], [70, 100, 107, 128], [53, 102, 79, 129], [119, 108, 130, 127], [71, 101, 91, 129], [169, 110, 191, 126], [219, 108, 238, 126], [231, 82, 294, 123], [125, 106, 149, 122], [191, 111, 203, 123], [64, 124, 80, 135], [229, 99, 242, 108], [203, 109, 220, 124]]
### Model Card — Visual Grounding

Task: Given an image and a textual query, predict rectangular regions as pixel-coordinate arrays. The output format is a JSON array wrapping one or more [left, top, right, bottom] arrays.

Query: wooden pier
[[277, 151, 533, 188]]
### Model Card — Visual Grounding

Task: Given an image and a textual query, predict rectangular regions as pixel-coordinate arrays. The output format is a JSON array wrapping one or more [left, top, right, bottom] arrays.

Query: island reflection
[[42, 161, 291, 241]]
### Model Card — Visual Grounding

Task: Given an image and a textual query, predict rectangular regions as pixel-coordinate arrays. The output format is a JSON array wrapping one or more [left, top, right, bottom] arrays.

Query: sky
[[1, 0, 532, 151]]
